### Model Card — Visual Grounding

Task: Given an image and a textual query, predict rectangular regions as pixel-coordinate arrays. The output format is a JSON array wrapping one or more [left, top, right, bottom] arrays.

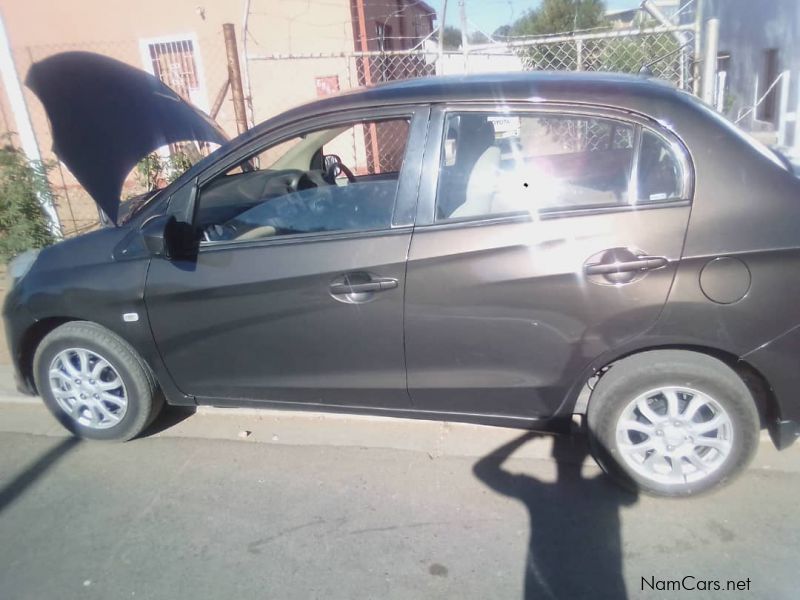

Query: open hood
[[26, 51, 228, 224]]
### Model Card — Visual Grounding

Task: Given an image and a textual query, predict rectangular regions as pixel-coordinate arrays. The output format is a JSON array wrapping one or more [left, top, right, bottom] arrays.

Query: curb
[[0, 395, 798, 472]]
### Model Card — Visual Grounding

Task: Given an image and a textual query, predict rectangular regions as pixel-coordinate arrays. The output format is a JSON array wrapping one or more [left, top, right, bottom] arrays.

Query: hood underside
[[26, 51, 228, 224]]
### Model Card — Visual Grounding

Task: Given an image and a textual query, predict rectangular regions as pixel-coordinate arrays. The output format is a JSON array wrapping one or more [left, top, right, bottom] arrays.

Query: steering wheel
[[324, 160, 356, 184], [338, 162, 357, 183]]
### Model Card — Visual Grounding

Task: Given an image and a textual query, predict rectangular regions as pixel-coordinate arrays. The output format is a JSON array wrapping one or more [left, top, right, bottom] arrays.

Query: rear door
[[404, 105, 692, 418]]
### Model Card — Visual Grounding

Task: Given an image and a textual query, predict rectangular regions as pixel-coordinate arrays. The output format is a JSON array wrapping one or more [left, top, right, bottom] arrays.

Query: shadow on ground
[[141, 404, 197, 437], [474, 432, 638, 599], [0, 436, 81, 513]]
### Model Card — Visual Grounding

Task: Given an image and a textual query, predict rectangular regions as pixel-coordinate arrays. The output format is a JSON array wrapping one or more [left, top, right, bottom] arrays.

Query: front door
[[145, 108, 428, 408], [404, 106, 692, 418]]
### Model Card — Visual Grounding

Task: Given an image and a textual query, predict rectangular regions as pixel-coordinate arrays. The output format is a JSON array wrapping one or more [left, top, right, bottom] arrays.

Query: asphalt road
[[1, 424, 799, 600]]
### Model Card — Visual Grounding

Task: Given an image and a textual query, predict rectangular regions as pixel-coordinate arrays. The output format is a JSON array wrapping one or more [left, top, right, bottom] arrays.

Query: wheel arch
[[18, 317, 78, 393], [569, 344, 776, 428], [18, 317, 167, 398]]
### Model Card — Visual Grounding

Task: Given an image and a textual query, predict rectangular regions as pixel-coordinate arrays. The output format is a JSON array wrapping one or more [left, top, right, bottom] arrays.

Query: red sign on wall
[[315, 75, 340, 97]]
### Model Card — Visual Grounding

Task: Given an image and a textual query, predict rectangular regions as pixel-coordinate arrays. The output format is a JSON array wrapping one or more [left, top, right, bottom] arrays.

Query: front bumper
[[2, 284, 37, 396]]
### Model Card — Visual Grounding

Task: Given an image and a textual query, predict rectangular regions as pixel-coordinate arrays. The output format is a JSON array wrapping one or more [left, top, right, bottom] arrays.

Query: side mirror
[[140, 214, 196, 259]]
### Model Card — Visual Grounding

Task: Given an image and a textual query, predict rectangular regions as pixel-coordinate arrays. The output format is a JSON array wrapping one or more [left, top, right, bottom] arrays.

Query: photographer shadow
[[473, 431, 638, 599]]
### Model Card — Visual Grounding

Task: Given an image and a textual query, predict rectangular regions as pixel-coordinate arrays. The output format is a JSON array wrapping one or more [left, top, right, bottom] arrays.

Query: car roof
[[270, 71, 682, 125], [343, 70, 674, 102]]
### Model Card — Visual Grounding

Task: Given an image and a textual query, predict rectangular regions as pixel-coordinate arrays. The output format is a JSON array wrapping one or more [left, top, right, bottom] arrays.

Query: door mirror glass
[[141, 214, 197, 259], [140, 214, 171, 257]]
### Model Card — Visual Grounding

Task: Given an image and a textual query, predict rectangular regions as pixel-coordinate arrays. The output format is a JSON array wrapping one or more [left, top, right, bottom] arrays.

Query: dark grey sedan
[[5, 52, 800, 496]]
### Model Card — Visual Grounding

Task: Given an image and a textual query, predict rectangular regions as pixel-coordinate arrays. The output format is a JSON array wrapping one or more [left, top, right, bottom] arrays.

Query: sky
[[429, 0, 642, 36]]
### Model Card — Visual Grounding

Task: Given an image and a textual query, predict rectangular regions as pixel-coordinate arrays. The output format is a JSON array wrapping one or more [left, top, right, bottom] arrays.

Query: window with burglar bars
[[141, 36, 211, 161], [147, 39, 201, 104]]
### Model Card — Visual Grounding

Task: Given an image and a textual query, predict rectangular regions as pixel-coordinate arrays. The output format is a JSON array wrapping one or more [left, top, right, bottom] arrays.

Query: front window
[[195, 118, 411, 243]]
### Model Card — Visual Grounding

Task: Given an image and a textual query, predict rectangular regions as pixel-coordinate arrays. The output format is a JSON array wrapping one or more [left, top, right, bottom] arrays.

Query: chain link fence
[[284, 24, 696, 184], [514, 26, 695, 90], [343, 24, 696, 91]]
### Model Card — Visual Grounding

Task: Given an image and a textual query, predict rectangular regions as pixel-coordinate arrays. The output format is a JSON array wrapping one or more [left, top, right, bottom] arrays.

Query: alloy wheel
[[615, 386, 734, 486], [48, 347, 128, 430]]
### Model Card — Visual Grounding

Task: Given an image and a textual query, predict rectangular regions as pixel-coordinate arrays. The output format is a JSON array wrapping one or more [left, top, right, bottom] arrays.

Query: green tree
[[493, 24, 513, 39], [594, 33, 681, 77], [441, 25, 464, 50], [134, 149, 194, 193], [510, 0, 607, 71], [511, 0, 607, 36], [468, 31, 490, 45], [0, 140, 55, 262]]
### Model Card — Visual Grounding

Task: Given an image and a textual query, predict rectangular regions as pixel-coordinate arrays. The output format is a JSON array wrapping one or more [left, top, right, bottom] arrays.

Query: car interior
[[436, 114, 681, 220], [196, 120, 409, 242]]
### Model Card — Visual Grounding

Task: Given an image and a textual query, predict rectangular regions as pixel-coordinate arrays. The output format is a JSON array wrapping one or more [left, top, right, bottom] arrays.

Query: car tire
[[586, 350, 759, 497], [33, 321, 163, 441]]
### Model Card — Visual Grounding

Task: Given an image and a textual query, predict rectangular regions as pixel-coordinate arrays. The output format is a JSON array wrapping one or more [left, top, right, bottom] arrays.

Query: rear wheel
[[586, 350, 759, 496], [33, 321, 163, 441]]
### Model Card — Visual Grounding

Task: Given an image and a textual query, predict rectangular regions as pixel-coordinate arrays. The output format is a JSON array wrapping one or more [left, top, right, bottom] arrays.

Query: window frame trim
[[416, 102, 694, 228]]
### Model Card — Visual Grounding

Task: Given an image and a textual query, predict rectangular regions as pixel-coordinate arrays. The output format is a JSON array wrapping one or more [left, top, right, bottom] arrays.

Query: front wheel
[[33, 321, 163, 441], [586, 350, 760, 496]]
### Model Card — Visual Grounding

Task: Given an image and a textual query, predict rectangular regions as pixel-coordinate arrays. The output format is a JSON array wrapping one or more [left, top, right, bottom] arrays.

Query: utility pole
[[459, 0, 469, 72], [693, 0, 704, 96], [354, 0, 380, 170], [437, 0, 448, 75], [701, 18, 720, 105], [223, 23, 249, 135]]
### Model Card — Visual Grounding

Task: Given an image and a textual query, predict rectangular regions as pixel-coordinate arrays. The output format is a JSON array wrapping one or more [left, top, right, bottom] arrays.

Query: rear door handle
[[329, 277, 398, 294], [584, 256, 668, 275]]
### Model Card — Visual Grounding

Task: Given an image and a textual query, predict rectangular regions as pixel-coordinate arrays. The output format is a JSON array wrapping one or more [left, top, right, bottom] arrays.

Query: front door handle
[[329, 278, 398, 294]]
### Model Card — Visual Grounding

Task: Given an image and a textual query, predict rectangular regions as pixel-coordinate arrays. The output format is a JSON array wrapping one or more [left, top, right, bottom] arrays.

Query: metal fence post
[[459, 0, 469, 73], [0, 10, 62, 238], [693, 0, 704, 96], [795, 77, 800, 154], [751, 74, 760, 128], [701, 18, 719, 105], [777, 70, 791, 147], [575, 39, 583, 71]]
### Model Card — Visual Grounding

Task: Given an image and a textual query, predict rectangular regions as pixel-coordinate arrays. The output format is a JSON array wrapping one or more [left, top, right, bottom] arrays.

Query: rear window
[[435, 112, 686, 222]]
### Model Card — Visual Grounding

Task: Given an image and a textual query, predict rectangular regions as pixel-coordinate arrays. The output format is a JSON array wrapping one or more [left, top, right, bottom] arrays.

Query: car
[[4, 52, 800, 497]]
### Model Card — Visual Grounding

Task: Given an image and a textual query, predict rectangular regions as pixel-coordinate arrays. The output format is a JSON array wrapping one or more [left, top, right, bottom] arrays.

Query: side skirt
[[193, 395, 572, 433]]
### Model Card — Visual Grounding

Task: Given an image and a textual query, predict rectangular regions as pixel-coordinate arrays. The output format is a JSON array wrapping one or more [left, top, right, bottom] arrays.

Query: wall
[[705, 0, 800, 148], [0, 0, 356, 234]]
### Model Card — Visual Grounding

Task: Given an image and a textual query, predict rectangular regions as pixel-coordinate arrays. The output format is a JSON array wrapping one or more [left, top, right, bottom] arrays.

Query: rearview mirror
[[140, 214, 197, 260]]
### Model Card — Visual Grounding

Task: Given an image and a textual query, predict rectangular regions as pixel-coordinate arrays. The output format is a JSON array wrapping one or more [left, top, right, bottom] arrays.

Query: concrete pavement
[[1, 429, 799, 600], [1, 384, 799, 599]]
